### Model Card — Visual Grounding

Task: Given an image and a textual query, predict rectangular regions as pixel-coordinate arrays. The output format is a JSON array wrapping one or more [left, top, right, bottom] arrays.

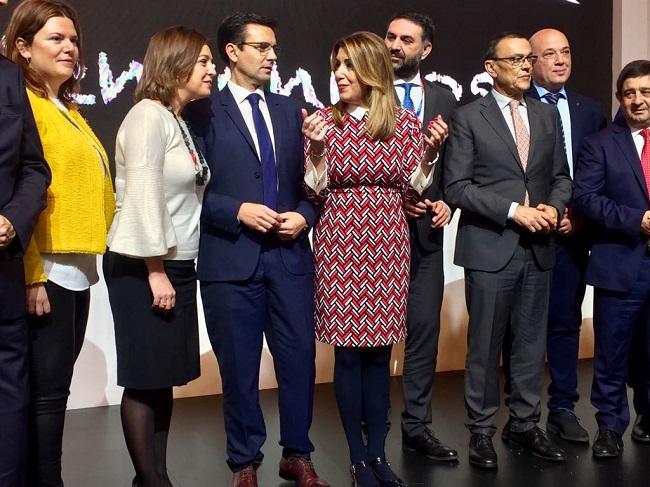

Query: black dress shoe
[[505, 427, 567, 462], [593, 429, 624, 458], [632, 415, 650, 443], [369, 458, 406, 487], [469, 433, 497, 468], [402, 429, 458, 461], [350, 461, 379, 487], [547, 411, 590, 443]]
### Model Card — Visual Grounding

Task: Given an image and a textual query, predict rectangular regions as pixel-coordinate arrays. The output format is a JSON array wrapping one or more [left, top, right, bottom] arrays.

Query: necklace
[[166, 105, 209, 186]]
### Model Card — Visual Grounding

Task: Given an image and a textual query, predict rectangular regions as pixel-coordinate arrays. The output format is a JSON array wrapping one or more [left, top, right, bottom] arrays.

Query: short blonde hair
[[135, 26, 207, 106], [330, 31, 398, 140]]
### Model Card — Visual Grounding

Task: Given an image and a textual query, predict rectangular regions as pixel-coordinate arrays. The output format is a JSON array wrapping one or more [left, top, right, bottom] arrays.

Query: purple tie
[[247, 93, 277, 210]]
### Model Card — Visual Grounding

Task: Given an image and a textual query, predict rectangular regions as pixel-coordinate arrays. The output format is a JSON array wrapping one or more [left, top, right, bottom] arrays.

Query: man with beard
[[384, 11, 458, 461]]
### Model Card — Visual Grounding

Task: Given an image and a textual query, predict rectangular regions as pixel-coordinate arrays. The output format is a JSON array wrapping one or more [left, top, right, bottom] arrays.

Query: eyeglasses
[[540, 48, 571, 60], [238, 42, 282, 56], [491, 55, 538, 68]]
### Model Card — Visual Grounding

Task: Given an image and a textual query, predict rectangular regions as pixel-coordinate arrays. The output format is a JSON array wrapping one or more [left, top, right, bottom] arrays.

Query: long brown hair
[[330, 31, 398, 140], [3, 0, 83, 107], [135, 26, 207, 106]]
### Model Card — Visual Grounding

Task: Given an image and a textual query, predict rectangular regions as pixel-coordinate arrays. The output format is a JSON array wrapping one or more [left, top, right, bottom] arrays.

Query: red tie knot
[[641, 128, 650, 140]]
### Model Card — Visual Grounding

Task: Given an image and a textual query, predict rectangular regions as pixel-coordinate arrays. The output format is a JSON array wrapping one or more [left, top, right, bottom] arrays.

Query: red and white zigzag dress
[[305, 106, 425, 347]]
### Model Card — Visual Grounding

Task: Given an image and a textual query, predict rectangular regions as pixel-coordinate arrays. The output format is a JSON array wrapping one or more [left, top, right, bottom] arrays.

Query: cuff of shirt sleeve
[[508, 202, 519, 220], [304, 158, 328, 194], [410, 163, 435, 194]]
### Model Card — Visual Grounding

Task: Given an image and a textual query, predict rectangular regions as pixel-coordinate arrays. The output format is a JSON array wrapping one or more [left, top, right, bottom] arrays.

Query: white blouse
[[108, 99, 209, 261]]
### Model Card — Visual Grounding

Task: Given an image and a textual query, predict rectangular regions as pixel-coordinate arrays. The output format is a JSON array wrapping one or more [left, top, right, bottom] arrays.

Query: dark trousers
[[0, 258, 29, 487], [592, 256, 650, 434], [401, 243, 444, 437], [27, 281, 90, 487], [335, 346, 392, 463], [201, 246, 316, 472], [464, 245, 551, 436], [546, 236, 589, 413]]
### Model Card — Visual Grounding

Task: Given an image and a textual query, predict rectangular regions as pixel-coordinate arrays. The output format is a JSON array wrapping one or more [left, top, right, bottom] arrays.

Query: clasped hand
[[513, 203, 558, 233], [238, 203, 306, 240], [0, 214, 16, 250], [404, 199, 451, 228]]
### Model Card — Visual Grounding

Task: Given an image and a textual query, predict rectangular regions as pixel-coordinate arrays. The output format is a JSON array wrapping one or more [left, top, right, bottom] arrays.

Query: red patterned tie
[[641, 128, 650, 195]]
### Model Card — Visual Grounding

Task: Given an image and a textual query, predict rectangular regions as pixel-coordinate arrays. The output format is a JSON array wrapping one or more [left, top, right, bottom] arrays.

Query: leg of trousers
[[464, 246, 550, 436], [401, 245, 444, 437], [27, 282, 90, 487], [0, 258, 29, 487], [546, 237, 588, 413], [592, 256, 650, 434]]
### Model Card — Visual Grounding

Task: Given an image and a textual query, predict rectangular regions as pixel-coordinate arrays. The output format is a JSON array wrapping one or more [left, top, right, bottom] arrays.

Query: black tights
[[121, 388, 173, 487], [334, 346, 392, 463]]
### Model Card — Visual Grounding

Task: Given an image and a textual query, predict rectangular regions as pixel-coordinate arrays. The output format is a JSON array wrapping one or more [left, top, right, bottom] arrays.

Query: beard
[[392, 53, 421, 80]]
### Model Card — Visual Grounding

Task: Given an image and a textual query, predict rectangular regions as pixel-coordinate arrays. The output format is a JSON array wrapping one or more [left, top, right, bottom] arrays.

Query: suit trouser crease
[[201, 246, 315, 472], [464, 245, 550, 436]]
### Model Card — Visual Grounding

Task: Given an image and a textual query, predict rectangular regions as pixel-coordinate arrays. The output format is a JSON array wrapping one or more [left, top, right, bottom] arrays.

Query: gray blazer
[[443, 92, 571, 272]]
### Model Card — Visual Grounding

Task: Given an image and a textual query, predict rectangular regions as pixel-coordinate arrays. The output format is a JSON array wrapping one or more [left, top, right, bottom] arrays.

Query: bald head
[[0, 0, 8, 6], [529, 28, 572, 92]]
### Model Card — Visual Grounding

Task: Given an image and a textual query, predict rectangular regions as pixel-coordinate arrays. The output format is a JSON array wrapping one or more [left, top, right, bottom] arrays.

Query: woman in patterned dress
[[303, 31, 440, 487]]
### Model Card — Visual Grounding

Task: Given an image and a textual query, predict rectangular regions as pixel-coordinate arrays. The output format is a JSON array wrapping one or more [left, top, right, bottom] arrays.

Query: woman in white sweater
[[103, 26, 215, 487]]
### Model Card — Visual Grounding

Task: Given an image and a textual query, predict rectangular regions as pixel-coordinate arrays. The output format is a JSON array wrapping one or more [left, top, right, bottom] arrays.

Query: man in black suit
[[527, 28, 607, 442], [384, 11, 458, 461], [444, 32, 571, 468], [0, 1, 50, 482]]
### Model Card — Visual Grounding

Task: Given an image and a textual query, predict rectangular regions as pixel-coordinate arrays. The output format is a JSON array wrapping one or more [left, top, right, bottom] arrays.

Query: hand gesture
[[513, 205, 552, 233], [238, 203, 281, 233], [425, 199, 452, 228], [301, 109, 329, 144], [275, 212, 308, 241], [422, 115, 448, 163], [0, 214, 16, 250], [536, 203, 559, 231], [404, 200, 427, 220]]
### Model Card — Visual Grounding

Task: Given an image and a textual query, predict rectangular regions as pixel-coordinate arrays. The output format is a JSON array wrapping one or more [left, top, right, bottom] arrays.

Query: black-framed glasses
[[238, 42, 282, 56], [491, 54, 538, 67]]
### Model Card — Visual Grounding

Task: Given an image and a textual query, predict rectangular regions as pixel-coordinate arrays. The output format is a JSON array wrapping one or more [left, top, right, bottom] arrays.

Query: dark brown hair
[[616, 60, 650, 98], [134, 26, 207, 106], [3, 0, 83, 107]]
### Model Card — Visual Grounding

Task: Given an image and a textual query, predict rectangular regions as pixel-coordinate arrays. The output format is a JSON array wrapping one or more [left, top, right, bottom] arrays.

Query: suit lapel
[[613, 121, 648, 200], [422, 80, 436, 125], [220, 87, 259, 162], [265, 94, 283, 164], [480, 95, 524, 171], [526, 97, 540, 168]]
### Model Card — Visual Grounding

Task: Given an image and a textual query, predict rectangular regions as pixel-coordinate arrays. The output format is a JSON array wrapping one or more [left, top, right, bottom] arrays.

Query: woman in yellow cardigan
[[3, 1, 114, 484]]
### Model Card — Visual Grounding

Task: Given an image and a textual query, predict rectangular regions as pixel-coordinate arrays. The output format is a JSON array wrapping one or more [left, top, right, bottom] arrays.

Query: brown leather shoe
[[279, 456, 330, 487], [232, 465, 258, 487]]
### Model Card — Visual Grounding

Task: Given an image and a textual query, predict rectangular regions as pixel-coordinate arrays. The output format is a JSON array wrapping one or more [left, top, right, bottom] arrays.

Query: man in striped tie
[[572, 60, 650, 458], [444, 32, 571, 468]]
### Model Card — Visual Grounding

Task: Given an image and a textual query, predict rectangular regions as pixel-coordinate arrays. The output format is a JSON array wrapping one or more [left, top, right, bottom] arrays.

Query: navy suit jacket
[[185, 87, 317, 282], [572, 117, 648, 292], [0, 55, 49, 320]]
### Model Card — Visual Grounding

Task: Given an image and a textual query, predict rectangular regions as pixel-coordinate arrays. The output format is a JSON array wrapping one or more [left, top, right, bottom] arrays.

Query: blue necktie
[[543, 92, 565, 105], [247, 93, 277, 210], [400, 82, 415, 111]]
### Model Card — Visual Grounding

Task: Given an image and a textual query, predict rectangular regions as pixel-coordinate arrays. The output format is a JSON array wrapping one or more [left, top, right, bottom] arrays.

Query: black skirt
[[103, 251, 200, 389]]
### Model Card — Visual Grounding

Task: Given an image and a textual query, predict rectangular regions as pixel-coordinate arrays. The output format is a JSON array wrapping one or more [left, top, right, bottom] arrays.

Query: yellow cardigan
[[24, 89, 115, 285]]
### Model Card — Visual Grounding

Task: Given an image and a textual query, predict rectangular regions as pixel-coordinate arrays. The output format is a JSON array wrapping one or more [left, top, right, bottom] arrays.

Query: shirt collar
[[346, 105, 368, 121], [491, 88, 527, 110], [228, 80, 266, 106], [394, 71, 422, 87], [533, 82, 567, 100]]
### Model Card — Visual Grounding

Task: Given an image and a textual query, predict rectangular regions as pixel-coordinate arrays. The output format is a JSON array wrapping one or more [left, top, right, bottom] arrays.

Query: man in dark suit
[[444, 32, 571, 468], [572, 60, 650, 458], [185, 12, 327, 487], [503, 28, 607, 443], [0, 5, 50, 481], [383, 11, 458, 461]]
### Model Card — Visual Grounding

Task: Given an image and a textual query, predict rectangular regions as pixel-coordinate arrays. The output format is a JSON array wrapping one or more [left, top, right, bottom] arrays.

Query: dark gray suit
[[401, 80, 457, 437], [443, 91, 571, 435]]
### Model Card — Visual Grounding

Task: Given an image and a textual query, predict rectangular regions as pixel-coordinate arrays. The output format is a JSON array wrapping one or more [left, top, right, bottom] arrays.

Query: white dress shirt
[[304, 106, 433, 194], [395, 72, 425, 123], [491, 89, 530, 219], [632, 128, 646, 158], [227, 81, 277, 158]]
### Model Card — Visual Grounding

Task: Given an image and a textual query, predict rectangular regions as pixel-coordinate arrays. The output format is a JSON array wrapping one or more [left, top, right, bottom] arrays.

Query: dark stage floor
[[63, 361, 648, 486]]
